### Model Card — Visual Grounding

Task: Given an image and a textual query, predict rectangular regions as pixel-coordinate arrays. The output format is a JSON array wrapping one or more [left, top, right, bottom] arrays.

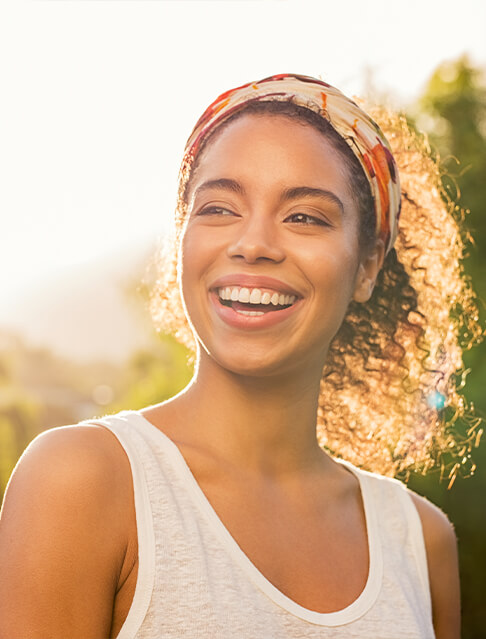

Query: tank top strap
[[395, 481, 432, 608], [86, 412, 157, 639], [341, 462, 432, 616]]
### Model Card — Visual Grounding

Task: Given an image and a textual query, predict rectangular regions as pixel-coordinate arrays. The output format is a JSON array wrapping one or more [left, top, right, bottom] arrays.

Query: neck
[[168, 352, 328, 477]]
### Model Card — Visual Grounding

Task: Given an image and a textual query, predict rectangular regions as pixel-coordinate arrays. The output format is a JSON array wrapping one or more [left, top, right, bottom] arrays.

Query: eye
[[197, 206, 237, 217], [285, 212, 330, 226]]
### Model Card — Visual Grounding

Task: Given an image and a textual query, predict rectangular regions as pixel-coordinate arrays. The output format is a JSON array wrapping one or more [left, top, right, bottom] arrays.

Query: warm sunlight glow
[[1, 0, 485, 358]]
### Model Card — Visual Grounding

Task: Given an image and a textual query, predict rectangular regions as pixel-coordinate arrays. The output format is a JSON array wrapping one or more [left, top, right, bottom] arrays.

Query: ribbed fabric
[[91, 411, 435, 639]]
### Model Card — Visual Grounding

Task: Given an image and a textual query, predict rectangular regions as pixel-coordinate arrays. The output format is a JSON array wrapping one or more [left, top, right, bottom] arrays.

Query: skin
[[0, 114, 460, 638]]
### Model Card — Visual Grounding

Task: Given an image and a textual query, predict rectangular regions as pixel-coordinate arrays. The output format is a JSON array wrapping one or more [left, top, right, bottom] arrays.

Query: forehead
[[189, 113, 352, 198]]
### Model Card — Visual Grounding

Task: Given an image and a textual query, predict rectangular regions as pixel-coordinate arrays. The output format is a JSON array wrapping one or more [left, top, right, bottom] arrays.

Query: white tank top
[[91, 411, 435, 639]]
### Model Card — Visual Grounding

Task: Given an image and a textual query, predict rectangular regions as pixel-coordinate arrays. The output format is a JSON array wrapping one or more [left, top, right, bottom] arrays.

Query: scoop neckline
[[123, 409, 383, 627]]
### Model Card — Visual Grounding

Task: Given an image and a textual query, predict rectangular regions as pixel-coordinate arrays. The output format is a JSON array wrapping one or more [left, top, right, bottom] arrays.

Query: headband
[[183, 73, 401, 254]]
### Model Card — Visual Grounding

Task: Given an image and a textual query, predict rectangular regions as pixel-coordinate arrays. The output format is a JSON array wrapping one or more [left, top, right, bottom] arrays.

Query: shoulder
[[4, 421, 132, 509], [407, 489, 458, 583], [358, 469, 461, 638], [0, 422, 136, 637], [1, 421, 135, 561], [408, 490, 457, 552], [347, 464, 457, 563], [358, 471, 458, 582], [408, 489, 460, 639], [353, 467, 458, 579]]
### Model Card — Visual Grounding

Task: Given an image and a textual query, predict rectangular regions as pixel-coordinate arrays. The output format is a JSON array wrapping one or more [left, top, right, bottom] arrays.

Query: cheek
[[180, 222, 203, 275], [179, 235, 197, 302], [301, 228, 359, 283], [306, 243, 360, 319], [178, 225, 215, 312]]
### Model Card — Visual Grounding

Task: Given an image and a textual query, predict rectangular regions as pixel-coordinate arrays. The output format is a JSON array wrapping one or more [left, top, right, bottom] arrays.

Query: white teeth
[[238, 288, 250, 303], [217, 286, 298, 306], [236, 310, 265, 316]]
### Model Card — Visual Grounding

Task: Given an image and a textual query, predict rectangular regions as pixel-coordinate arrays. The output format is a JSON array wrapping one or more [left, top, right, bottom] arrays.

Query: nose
[[226, 213, 285, 264]]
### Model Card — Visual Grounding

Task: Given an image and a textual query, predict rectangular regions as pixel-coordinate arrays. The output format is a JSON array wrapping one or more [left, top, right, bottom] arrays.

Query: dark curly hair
[[150, 99, 483, 480]]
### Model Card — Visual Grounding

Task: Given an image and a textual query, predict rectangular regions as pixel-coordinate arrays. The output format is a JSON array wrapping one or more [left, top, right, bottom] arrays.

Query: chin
[[206, 349, 278, 378], [199, 341, 325, 381]]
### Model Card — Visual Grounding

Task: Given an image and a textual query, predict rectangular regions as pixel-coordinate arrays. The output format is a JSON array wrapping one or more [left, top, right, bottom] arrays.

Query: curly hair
[[150, 99, 483, 480]]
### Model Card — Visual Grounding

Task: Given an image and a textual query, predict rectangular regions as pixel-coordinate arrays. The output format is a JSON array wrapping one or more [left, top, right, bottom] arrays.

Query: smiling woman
[[0, 74, 481, 639]]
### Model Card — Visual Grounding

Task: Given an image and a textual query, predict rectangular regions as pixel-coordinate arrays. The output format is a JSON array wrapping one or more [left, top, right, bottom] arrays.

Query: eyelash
[[285, 212, 330, 226], [197, 206, 237, 217], [196, 207, 330, 227]]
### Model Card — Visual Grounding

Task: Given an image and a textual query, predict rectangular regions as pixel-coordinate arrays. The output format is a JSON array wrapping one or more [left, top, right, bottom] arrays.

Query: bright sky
[[1, 0, 485, 318]]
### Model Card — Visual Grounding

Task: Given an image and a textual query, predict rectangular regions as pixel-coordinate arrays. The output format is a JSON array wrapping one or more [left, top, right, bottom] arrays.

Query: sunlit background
[[1, 0, 485, 359], [1, 0, 485, 636]]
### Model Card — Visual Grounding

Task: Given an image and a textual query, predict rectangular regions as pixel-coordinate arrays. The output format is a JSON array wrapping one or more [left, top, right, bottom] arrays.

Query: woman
[[0, 74, 478, 638]]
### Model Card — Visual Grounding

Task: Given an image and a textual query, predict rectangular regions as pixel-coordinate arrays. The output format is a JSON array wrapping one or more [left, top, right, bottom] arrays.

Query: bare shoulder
[[408, 489, 461, 639], [0, 421, 135, 560], [2, 422, 133, 519], [408, 490, 457, 549], [0, 422, 135, 638]]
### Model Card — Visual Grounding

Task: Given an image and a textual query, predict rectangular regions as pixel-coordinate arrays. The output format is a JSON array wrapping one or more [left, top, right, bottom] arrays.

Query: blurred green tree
[[108, 334, 193, 412], [407, 55, 486, 638], [0, 417, 16, 493]]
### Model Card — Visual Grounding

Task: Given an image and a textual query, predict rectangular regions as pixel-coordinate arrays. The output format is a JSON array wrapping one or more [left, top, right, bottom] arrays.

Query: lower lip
[[209, 291, 301, 330]]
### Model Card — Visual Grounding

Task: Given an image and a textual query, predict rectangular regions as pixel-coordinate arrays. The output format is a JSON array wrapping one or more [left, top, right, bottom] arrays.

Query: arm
[[0, 424, 135, 639], [410, 492, 461, 639]]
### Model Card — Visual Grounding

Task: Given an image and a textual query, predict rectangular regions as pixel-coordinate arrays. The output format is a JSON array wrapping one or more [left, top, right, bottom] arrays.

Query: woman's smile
[[180, 113, 371, 375], [208, 274, 302, 329]]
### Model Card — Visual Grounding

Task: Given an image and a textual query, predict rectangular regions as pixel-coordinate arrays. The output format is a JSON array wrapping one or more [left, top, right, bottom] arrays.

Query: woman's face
[[180, 114, 381, 379]]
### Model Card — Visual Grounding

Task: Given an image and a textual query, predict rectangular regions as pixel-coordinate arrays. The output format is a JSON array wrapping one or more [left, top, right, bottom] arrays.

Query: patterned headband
[[183, 73, 401, 255]]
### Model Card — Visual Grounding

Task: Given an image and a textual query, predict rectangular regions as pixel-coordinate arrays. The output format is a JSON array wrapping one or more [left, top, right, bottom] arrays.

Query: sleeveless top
[[90, 411, 435, 639]]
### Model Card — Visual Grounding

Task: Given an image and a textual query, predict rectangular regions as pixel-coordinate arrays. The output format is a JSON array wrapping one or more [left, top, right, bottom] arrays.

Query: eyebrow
[[193, 178, 245, 198], [193, 179, 344, 215], [280, 186, 344, 214]]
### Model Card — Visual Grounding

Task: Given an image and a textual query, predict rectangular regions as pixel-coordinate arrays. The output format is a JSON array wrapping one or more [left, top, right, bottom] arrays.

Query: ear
[[353, 240, 385, 303]]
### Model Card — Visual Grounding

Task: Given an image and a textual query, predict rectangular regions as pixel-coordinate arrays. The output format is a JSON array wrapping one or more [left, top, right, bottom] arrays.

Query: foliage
[[107, 334, 193, 413], [0, 330, 192, 501], [406, 55, 486, 637]]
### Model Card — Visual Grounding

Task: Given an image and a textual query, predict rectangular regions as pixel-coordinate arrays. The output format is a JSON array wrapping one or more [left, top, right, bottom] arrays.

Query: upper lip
[[209, 274, 302, 297]]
